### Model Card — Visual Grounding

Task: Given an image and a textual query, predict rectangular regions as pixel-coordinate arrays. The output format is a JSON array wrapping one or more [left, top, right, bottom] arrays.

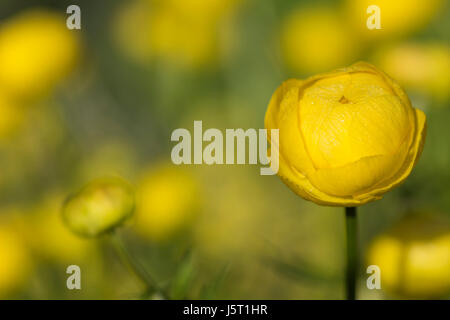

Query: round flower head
[[281, 6, 359, 74], [0, 9, 80, 100], [135, 163, 200, 242], [265, 62, 426, 206], [62, 177, 135, 237], [368, 215, 450, 299]]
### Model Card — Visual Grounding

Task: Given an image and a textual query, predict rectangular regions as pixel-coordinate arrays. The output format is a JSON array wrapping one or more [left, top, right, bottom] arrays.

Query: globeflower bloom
[[265, 62, 426, 206], [114, 0, 241, 69], [0, 9, 80, 100], [62, 177, 135, 237], [29, 195, 95, 263], [282, 6, 359, 74], [135, 163, 200, 242], [373, 43, 450, 103], [345, 0, 444, 41], [368, 215, 450, 299]]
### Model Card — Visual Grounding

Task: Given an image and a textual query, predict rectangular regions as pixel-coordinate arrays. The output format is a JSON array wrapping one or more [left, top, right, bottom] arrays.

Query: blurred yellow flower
[[135, 163, 200, 242], [345, 0, 444, 40], [0, 223, 31, 296], [368, 215, 450, 299], [28, 195, 95, 263], [265, 62, 426, 206], [0, 9, 80, 100], [373, 43, 450, 102], [62, 177, 135, 237], [115, 0, 241, 68], [281, 6, 359, 74]]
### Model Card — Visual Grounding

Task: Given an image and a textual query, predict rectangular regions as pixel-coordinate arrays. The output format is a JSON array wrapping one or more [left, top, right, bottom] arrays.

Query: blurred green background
[[0, 0, 449, 300]]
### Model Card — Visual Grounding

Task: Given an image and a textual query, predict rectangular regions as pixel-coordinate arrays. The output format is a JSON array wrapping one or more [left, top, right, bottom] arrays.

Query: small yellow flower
[[373, 43, 450, 102], [28, 195, 95, 263], [345, 0, 444, 40], [281, 7, 359, 74], [0, 224, 31, 296], [0, 9, 80, 100], [62, 177, 135, 237], [135, 163, 200, 242], [368, 215, 450, 299], [265, 62, 426, 206]]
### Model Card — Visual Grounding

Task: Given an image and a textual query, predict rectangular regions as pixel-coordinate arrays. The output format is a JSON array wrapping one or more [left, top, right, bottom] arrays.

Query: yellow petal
[[357, 107, 426, 200], [265, 79, 316, 176], [299, 72, 411, 169]]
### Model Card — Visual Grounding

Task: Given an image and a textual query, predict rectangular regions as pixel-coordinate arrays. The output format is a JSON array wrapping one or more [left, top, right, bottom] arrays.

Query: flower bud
[[62, 177, 135, 237], [265, 62, 426, 206]]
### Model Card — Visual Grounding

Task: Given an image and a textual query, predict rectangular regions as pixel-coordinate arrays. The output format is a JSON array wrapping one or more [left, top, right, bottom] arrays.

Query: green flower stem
[[345, 206, 357, 300], [109, 232, 169, 299]]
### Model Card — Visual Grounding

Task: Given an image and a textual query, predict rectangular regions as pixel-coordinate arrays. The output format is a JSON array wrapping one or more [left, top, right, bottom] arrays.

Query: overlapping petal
[[265, 62, 426, 206]]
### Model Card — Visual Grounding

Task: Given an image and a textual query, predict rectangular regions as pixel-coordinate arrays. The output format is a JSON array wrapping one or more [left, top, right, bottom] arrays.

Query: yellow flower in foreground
[[345, 0, 444, 40], [265, 62, 426, 206], [0, 224, 30, 296], [282, 7, 359, 74], [374, 43, 450, 102], [368, 215, 450, 299], [0, 9, 80, 100], [62, 177, 135, 237], [135, 164, 200, 242]]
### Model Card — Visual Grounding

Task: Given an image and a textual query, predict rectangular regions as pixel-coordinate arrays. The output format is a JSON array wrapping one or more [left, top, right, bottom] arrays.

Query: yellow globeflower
[[374, 43, 450, 102], [0, 224, 30, 296], [29, 195, 94, 263], [281, 7, 359, 74], [62, 177, 135, 237], [345, 0, 444, 40], [115, 0, 240, 68], [265, 62, 426, 206], [135, 164, 200, 242], [368, 215, 450, 299], [0, 9, 80, 100]]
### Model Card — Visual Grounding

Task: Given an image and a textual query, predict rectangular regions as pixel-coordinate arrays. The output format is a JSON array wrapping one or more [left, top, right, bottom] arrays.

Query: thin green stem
[[109, 232, 169, 299], [345, 206, 357, 300]]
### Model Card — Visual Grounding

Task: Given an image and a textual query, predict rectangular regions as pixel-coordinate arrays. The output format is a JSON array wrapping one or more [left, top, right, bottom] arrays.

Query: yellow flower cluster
[[368, 215, 450, 298], [265, 62, 426, 206], [281, 1, 445, 75], [345, 0, 444, 41]]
